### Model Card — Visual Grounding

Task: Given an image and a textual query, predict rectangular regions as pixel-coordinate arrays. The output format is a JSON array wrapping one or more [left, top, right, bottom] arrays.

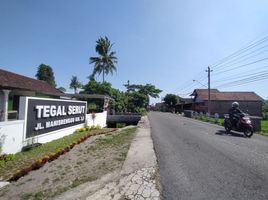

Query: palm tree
[[89, 36, 117, 83], [69, 76, 81, 94]]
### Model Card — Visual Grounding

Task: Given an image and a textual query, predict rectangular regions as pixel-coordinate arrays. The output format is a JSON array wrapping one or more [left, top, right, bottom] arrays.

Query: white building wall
[[86, 111, 107, 128], [0, 92, 5, 121], [28, 123, 85, 145], [0, 110, 107, 154], [0, 120, 24, 154], [0, 94, 108, 154], [18, 97, 26, 120]]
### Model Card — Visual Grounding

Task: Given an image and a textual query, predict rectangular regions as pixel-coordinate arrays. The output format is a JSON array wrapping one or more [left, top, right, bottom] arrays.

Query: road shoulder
[[54, 116, 161, 200]]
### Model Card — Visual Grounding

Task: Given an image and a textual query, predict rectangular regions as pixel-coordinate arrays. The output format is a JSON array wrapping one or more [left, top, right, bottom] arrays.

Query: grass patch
[[21, 191, 46, 200], [261, 120, 268, 133], [91, 127, 136, 148], [258, 120, 268, 136], [0, 128, 116, 181], [0, 127, 137, 199], [70, 176, 98, 188], [50, 127, 136, 196], [116, 123, 126, 128]]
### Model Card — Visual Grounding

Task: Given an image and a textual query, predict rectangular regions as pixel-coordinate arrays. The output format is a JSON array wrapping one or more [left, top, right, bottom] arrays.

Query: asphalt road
[[149, 112, 268, 200]]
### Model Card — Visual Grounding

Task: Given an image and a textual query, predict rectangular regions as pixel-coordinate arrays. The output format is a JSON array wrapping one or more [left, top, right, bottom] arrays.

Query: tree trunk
[[102, 69, 105, 83]]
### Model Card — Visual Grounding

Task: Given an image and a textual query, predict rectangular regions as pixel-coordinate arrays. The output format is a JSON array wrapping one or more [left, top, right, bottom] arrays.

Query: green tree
[[57, 86, 66, 93], [110, 88, 127, 113], [126, 84, 162, 97], [263, 100, 268, 119], [127, 92, 148, 113], [69, 76, 82, 94], [164, 94, 179, 110], [89, 36, 117, 83], [35, 64, 56, 87], [82, 80, 128, 113], [124, 83, 162, 108], [82, 80, 112, 95]]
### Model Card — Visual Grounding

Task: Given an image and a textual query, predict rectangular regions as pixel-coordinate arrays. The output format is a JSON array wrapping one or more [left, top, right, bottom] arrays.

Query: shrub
[[31, 160, 43, 170], [116, 123, 126, 128], [10, 167, 32, 181], [64, 146, 70, 152], [95, 124, 102, 130], [69, 143, 76, 149], [76, 127, 86, 132], [48, 153, 58, 162], [0, 153, 15, 162], [41, 155, 50, 164], [78, 128, 84, 132]]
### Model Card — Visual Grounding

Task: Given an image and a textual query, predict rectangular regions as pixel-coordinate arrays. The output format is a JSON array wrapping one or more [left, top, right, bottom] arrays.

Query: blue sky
[[1, 0, 268, 103]]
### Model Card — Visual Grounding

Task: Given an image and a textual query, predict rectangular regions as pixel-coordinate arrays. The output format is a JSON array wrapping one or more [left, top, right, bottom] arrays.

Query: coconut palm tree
[[89, 36, 117, 83], [69, 76, 82, 94]]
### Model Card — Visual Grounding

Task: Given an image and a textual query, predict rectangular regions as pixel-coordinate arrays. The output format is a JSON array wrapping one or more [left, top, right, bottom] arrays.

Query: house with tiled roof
[[0, 68, 111, 154], [0, 68, 63, 121], [191, 89, 263, 116], [0, 68, 114, 120], [0, 68, 62, 94]]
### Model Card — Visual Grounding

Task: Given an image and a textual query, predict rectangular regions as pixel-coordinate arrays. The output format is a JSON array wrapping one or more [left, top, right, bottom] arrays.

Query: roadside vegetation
[[260, 120, 268, 136], [0, 127, 115, 181], [0, 127, 136, 199], [191, 114, 268, 136]]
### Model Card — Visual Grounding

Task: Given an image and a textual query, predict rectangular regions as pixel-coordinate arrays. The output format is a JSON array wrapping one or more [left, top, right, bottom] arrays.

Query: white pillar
[[2, 90, 10, 121]]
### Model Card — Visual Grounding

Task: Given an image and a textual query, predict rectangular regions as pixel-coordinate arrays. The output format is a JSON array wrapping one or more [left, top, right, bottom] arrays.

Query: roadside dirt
[[0, 128, 136, 200]]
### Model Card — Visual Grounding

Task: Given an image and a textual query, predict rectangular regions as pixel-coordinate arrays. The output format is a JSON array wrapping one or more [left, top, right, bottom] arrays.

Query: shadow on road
[[215, 130, 245, 138]]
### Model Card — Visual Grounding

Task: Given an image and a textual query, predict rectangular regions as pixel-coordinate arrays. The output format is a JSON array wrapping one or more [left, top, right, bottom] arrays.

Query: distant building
[[152, 102, 167, 112], [190, 89, 263, 116], [175, 97, 193, 113]]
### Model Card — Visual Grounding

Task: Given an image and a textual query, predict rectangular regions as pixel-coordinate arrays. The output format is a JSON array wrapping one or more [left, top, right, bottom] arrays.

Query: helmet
[[232, 102, 239, 108]]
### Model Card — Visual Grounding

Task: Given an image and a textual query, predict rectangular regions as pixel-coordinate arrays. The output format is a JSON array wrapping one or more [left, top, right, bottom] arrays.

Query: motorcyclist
[[228, 102, 244, 127]]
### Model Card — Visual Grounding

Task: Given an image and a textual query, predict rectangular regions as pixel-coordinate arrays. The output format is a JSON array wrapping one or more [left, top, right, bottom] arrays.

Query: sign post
[[23, 97, 87, 138]]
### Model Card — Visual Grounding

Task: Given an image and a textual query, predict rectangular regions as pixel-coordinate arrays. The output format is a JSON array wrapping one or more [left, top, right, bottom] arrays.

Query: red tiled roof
[[0, 68, 62, 94], [193, 89, 263, 101]]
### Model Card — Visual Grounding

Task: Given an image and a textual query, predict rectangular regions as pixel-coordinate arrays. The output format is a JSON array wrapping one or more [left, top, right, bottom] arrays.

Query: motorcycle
[[224, 113, 254, 138]]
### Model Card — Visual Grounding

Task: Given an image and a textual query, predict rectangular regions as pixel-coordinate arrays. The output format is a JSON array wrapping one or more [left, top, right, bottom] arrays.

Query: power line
[[174, 69, 207, 93], [213, 57, 268, 75], [216, 76, 268, 88], [177, 31, 268, 96], [217, 76, 268, 89], [211, 35, 268, 69], [177, 92, 193, 96], [212, 68, 268, 84], [215, 73, 268, 88], [211, 44, 268, 70]]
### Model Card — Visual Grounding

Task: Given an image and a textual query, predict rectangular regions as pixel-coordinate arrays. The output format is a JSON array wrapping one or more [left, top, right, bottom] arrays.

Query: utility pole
[[126, 80, 130, 93], [124, 80, 130, 93], [206, 66, 213, 114], [126, 80, 130, 113]]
